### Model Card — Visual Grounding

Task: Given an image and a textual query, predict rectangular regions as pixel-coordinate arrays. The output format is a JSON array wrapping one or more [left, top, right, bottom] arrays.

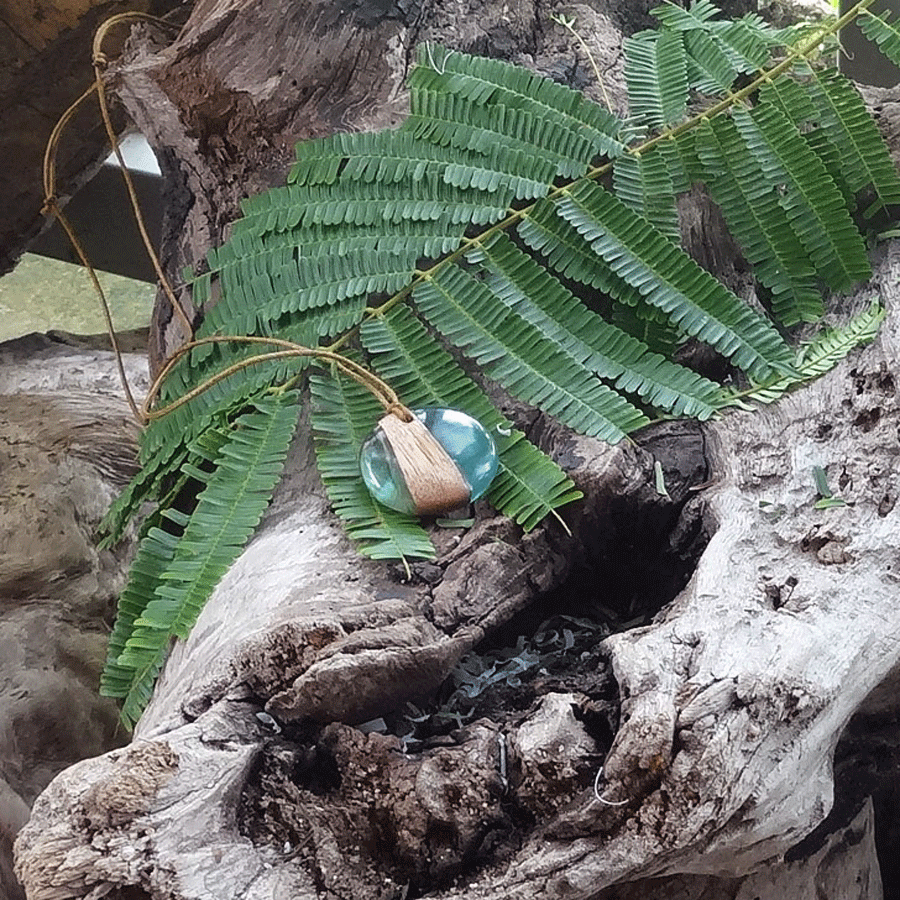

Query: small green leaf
[[812, 466, 847, 509], [812, 464, 832, 499], [654, 460, 670, 498], [814, 497, 848, 510]]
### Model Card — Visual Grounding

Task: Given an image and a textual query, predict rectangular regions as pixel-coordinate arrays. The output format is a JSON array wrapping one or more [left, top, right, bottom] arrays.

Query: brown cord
[[384, 401, 414, 422], [141, 335, 413, 423], [91, 13, 194, 338], [43, 196, 145, 421], [40, 13, 185, 424]]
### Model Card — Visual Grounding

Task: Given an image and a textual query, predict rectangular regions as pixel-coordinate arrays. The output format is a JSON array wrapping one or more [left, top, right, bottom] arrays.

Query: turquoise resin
[[359, 407, 499, 515]]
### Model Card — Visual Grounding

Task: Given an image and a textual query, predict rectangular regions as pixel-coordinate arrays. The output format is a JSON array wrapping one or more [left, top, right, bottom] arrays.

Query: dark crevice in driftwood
[[230, 425, 713, 899], [566, 421, 714, 623], [874, 788, 900, 900], [236, 721, 511, 899], [104, 888, 153, 900], [236, 711, 578, 899]]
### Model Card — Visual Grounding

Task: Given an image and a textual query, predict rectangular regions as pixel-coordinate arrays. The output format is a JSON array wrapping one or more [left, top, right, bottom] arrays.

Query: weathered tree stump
[[9, 1, 900, 898]]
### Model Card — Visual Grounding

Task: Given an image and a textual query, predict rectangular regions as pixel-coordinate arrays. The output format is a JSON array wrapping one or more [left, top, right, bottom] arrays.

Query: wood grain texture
[[377, 413, 471, 515], [0, 334, 150, 900]]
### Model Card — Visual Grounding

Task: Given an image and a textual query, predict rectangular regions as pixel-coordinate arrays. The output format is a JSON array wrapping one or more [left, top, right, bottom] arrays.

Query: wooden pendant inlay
[[377, 413, 471, 515]]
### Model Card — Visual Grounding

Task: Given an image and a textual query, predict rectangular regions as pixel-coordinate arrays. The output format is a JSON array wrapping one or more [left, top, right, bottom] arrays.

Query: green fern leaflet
[[101, 0, 895, 726], [101, 394, 300, 727]]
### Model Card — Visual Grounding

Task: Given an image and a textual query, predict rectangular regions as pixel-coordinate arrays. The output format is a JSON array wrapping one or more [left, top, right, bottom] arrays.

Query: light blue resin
[[359, 427, 417, 513], [417, 408, 497, 499], [359, 407, 499, 515]]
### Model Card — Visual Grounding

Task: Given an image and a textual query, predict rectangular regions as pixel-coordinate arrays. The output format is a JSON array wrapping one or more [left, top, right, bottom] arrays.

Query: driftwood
[[9, 0, 900, 898], [12, 282, 899, 899], [0, 333, 149, 900]]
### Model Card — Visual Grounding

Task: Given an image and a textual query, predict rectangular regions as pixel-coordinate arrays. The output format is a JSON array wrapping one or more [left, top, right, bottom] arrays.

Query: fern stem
[[550, 12, 614, 111], [92, 14, 194, 341]]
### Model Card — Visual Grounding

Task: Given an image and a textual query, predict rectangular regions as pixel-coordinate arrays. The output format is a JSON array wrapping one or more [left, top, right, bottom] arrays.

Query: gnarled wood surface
[[8, 0, 900, 898], [0, 333, 149, 900], [14, 279, 900, 899]]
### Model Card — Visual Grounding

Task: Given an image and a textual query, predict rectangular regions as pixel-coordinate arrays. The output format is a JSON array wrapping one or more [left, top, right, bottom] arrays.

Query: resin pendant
[[359, 407, 498, 516]]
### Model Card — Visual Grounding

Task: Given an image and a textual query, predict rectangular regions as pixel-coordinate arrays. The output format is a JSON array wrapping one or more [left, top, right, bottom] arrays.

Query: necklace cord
[[42, 13, 411, 428]]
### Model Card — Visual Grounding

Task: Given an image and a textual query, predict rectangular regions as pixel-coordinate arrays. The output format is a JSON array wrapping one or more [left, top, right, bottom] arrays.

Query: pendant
[[359, 407, 499, 516]]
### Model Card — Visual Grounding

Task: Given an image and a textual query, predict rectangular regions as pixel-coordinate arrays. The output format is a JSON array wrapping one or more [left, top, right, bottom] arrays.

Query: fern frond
[[410, 43, 628, 159], [188, 266, 373, 371], [755, 76, 857, 207], [98, 442, 188, 547], [218, 218, 466, 267], [288, 129, 557, 200], [556, 181, 796, 379], [310, 371, 435, 561], [610, 300, 682, 356], [193, 132, 530, 345], [656, 132, 698, 194], [157, 329, 321, 435], [518, 198, 647, 308], [100, 525, 180, 702], [205, 244, 418, 337], [805, 70, 900, 217], [732, 99, 872, 292], [612, 149, 679, 242], [140, 355, 304, 464], [694, 115, 822, 326], [859, 9, 900, 68], [154, 320, 331, 438], [707, 14, 774, 71], [472, 233, 724, 418], [125, 429, 230, 546], [624, 31, 688, 127], [757, 71, 817, 123], [413, 264, 649, 443], [118, 648, 168, 729], [113, 394, 300, 724], [683, 28, 739, 93], [233, 175, 513, 242], [102, 30, 897, 729], [487, 431, 586, 531], [737, 302, 885, 405], [405, 88, 597, 179], [650, 0, 723, 29], [651, 1, 774, 86], [805, 127, 857, 210], [360, 305, 583, 529]]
